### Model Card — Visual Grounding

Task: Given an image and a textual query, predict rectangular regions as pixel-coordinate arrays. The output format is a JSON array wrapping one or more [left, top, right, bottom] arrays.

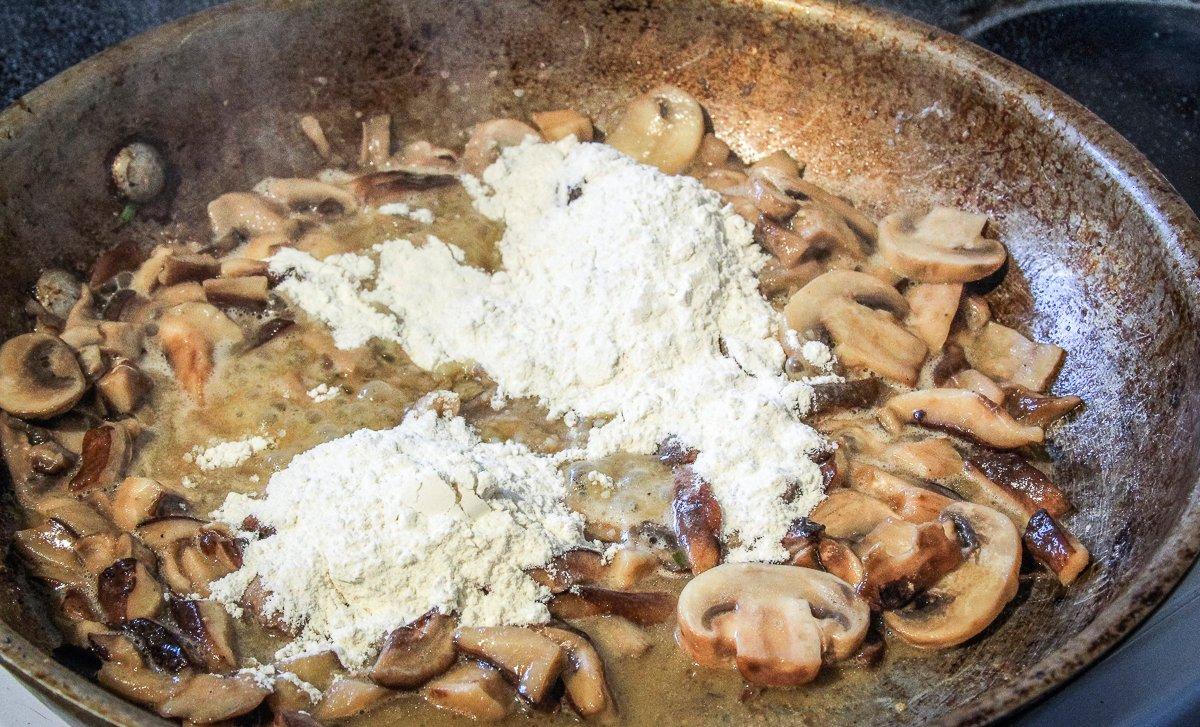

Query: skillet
[[1, 0, 1199, 724]]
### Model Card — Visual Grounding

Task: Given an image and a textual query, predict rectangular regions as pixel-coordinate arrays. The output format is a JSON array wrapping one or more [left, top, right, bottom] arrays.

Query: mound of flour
[[269, 138, 828, 563]]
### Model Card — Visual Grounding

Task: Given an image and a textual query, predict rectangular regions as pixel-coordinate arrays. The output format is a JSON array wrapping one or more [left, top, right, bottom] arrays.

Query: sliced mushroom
[[854, 518, 963, 610], [809, 378, 882, 416], [202, 276, 269, 306], [398, 140, 460, 172], [240, 576, 296, 634], [98, 558, 163, 623], [70, 420, 138, 491], [256, 177, 359, 217], [965, 450, 1071, 518], [529, 549, 606, 593], [299, 114, 331, 159], [0, 333, 87, 419], [122, 618, 196, 673], [606, 85, 704, 174], [960, 321, 1065, 392], [207, 193, 292, 249], [171, 597, 237, 673], [370, 611, 457, 689], [1003, 385, 1083, 428], [946, 368, 1005, 404], [273, 710, 325, 727], [359, 114, 392, 167], [463, 119, 541, 175], [422, 661, 514, 722], [160, 673, 269, 724], [603, 545, 659, 589], [158, 253, 221, 287], [885, 388, 1043, 449], [96, 650, 186, 708], [35, 269, 82, 321], [13, 520, 87, 586], [135, 515, 207, 549], [277, 651, 343, 691], [540, 627, 616, 720], [877, 437, 963, 481], [219, 257, 269, 278], [748, 167, 878, 242], [809, 489, 898, 541], [784, 270, 907, 335], [884, 502, 1020, 648], [692, 133, 735, 171], [877, 207, 1007, 283], [905, 283, 962, 353], [455, 626, 565, 704], [848, 463, 952, 523], [677, 563, 869, 686], [348, 170, 458, 206], [112, 477, 190, 530], [671, 465, 722, 573], [549, 586, 677, 627], [97, 360, 153, 415], [156, 302, 244, 403], [1023, 509, 1090, 585], [315, 678, 395, 720], [755, 215, 809, 265], [569, 615, 651, 659], [531, 109, 595, 142], [40, 496, 113, 536], [177, 530, 242, 597], [565, 453, 673, 543]]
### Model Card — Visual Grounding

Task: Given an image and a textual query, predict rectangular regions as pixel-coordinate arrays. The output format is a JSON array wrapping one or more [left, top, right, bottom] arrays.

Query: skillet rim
[[1, 0, 1198, 724]]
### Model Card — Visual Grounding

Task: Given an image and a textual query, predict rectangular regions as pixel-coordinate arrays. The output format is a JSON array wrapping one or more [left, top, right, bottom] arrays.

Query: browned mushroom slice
[[1023, 509, 1091, 585], [158, 253, 221, 286], [347, 170, 458, 206], [0, 333, 88, 419], [1003, 385, 1084, 428], [240, 576, 297, 634], [531, 109, 594, 142], [755, 215, 809, 266], [171, 597, 237, 673], [13, 520, 86, 586], [40, 496, 113, 536], [96, 360, 153, 415], [70, 419, 138, 491], [315, 678, 395, 720], [455, 626, 566, 704], [671, 465, 722, 573], [203, 276, 269, 306], [885, 502, 1020, 648], [112, 477, 190, 531], [98, 558, 163, 623], [529, 549, 606, 593], [877, 437, 963, 481], [463, 119, 542, 175], [905, 283, 963, 353], [784, 270, 908, 336], [946, 368, 1005, 404], [422, 661, 514, 722], [677, 563, 869, 686], [877, 207, 1007, 283], [885, 388, 1043, 449], [854, 518, 963, 610], [815, 538, 866, 586], [809, 489, 898, 540], [848, 463, 952, 523], [540, 627, 617, 720], [256, 177, 359, 216], [160, 673, 269, 724], [156, 302, 244, 403], [791, 201, 866, 260], [76, 531, 154, 576], [208, 192, 292, 249], [570, 615, 652, 659], [177, 530, 242, 597], [219, 257, 269, 278], [370, 611, 457, 689], [965, 450, 1071, 518], [95, 638, 187, 709], [960, 321, 1065, 392], [606, 85, 704, 175], [809, 378, 882, 416], [122, 618, 197, 673], [549, 586, 677, 627], [748, 167, 878, 242]]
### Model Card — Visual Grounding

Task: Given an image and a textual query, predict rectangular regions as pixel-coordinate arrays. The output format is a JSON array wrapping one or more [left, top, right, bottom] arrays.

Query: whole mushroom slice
[[877, 437, 963, 481], [671, 465, 723, 573], [854, 518, 964, 610], [1023, 509, 1091, 585], [965, 450, 1071, 518], [960, 321, 1065, 393], [848, 463, 953, 524], [70, 419, 139, 492], [784, 270, 908, 336], [463, 119, 541, 175], [207, 192, 292, 250], [540, 627, 617, 721], [877, 207, 1007, 283], [677, 563, 869, 686], [548, 586, 677, 627], [454, 626, 566, 704], [112, 477, 191, 531], [809, 489, 898, 541], [884, 502, 1020, 648], [40, 496, 113, 537], [370, 611, 457, 689], [13, 520, 87, 587], [347, 169, 458, 206], [315, 678, 395, 720], [98, 558, 164, 624], [605, 85, 705, 174], [95, 649, 187, 709], [885, 388, 1044, 449], [905, 283, 963, 353], [255, 177, 358, 215], [160, 673, 269, 724], [0, 333, 87, 419], [422, 661, 514, 722]]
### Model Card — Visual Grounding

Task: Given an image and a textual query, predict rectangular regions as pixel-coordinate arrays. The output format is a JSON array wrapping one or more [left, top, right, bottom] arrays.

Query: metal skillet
[[1, 0, 1199, 724]]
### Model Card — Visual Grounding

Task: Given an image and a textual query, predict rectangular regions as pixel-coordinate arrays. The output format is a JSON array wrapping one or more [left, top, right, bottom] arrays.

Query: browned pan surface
[[2, 0, 1199, 724]]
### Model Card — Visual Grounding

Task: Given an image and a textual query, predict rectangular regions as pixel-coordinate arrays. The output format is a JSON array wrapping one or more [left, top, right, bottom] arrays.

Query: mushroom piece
[[784, 271, 926, 385], [156, 302, 244, 403], [1003, 385, 1083, 428], [570, 615, 652, 659], [94, 640, 187, 709], [202, 276, 269, 306], [70, 419, 139, 492], [96, 360, 153, 415], [370, 611, 457, 689], [347, 170, 458, 205], [965, 450, 1071, 518], [565, 453, 674, 543], [273, 711, 325, 727], [748, 166, 878, 242], [692, 133, 735, 171], [13, 520, 87, 587], [1023, 509, 1091, 585], [877, 437, 963, 481], [809, 489, 898, 541], [676, 563, 869, 686], [603, 545, 659, 589], [158, 253, 221, 286], [160, 673, 269, 724], [960, 321, 1065, 392], [422, 661, 514, 722], [809, 378, 882, 416], [111, 142, 167, 203], [315, 678, 395, 720], [35, 268, 83, 321], [548, 586, 677, 627], [359, 114, 392, 167], [671, 465, 723, 573], [904, 283, 963, 353], [112, 477, 190, 530], [171, 597, 237, 673], [884, 502, 1020, 648], [854, 518, 964, 610], [207, 192, 292, 249], [40, 496, 114, 536], [877, 207, 1007, 283], [462, 119, 541, 175], [531, 109, 595, 142], [790, 201, 866, 260], [946, 368, 1005, 404], [540, 627, 617, 720], [219, 257, 269, 278], [255, 177, 359, 216], [529, 549, 606, 593], [397, 140, 460, 172], [885, 388, 1044, 449], [97, 558, 164, 623], [848, 463, 953, 524], [454, 626, 566, 704], [755, 215, 809, 265], [0, 333, 87, 419], [299, 114, 332, 159], [605, 85, 704, 175], [122, 618, 196, 673]]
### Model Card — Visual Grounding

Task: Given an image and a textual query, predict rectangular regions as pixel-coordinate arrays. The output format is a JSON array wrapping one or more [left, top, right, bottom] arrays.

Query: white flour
[[305, 383, 341, 403], [269, 139, 827, 562], [187, 435, 274, 471], [377, 201, 434, 224], [209, 406, 587, 667]]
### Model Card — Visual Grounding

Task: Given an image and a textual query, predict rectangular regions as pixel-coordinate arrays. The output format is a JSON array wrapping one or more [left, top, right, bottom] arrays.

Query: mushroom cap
[[677, 562, 869, 686], [884, 501, 1020, 648], [877, 207, 1007, 283], [783, 270, 909, 335], [606, 85, 705, 175], [0, 333, 88, 419]]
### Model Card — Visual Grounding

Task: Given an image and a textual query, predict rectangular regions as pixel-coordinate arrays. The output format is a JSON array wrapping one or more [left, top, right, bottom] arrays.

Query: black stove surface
[[2, 1, 1199, 725]]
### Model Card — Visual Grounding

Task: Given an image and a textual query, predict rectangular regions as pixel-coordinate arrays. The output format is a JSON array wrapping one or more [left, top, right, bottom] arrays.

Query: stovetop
[[1, 1, 1198, 725]]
